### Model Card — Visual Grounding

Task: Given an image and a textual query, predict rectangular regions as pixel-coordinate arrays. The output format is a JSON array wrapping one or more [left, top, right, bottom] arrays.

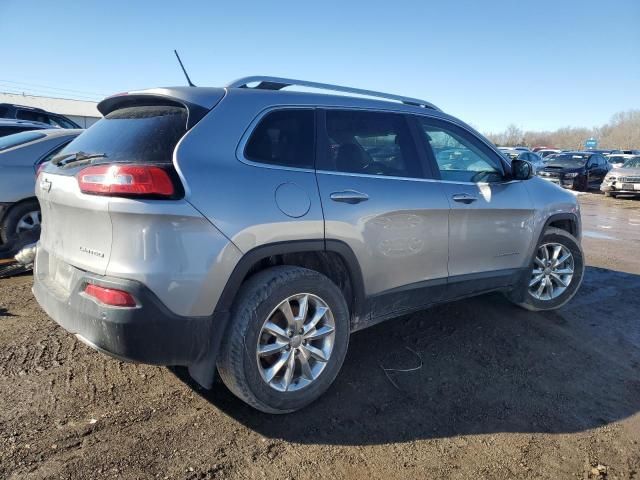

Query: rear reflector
[[77, 164, 175, 197], [84, 284, 137, 307]]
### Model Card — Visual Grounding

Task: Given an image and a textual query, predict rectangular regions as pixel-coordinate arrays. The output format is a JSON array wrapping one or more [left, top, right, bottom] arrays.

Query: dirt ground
[[1, 192, 639, 480]]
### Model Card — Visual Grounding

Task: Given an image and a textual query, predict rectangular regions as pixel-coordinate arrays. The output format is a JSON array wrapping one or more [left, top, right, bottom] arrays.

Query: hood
[[611, 167, 640, 176], [541, 163, 584, 173]]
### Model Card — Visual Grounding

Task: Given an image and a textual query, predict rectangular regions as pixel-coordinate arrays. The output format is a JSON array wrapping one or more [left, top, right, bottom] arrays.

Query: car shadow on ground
[[172, 266, 640, 446]]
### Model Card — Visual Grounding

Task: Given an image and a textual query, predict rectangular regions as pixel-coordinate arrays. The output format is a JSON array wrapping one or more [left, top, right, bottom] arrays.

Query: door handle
[[330, 190, 369, 204], [451, 193, 478, 204]]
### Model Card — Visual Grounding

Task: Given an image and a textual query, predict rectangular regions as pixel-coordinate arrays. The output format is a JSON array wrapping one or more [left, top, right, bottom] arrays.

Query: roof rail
[[227, 76, 440, 111]]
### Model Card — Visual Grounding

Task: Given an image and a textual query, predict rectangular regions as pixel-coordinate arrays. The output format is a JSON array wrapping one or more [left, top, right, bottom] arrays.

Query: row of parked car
[[498, 146, 640, 197], [0, 106, 83, 255]]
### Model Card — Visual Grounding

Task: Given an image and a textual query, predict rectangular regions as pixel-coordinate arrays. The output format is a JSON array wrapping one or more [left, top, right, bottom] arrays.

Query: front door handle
[[330, 190, 369, 204], [451, 193, 478, 204]]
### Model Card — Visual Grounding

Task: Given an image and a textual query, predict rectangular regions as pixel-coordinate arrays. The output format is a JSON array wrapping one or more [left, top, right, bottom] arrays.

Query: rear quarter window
[[59, 105, 188, 164], [244, 109, 315, 169]]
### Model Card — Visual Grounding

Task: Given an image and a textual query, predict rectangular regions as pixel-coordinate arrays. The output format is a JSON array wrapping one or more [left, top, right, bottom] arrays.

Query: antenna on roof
[[173, 50, 195, 87]]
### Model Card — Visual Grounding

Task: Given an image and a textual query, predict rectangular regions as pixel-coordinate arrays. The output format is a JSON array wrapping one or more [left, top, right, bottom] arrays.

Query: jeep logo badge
[[40, 178, 52, 192]]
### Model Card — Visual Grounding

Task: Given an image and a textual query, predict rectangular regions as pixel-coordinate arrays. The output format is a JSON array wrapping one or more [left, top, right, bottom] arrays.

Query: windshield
[[0, 130, 46, 151], [607, 156, 627, 163], [623, 157, 640, 168], [58, 105, 188, 164], [546, 153, 589, 166]]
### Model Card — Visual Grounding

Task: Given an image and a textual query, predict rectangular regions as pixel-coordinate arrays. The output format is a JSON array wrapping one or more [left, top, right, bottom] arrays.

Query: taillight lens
[[76, 164, 175, 197], [36, 162, 47, 179], [84, 284, 137, 307]]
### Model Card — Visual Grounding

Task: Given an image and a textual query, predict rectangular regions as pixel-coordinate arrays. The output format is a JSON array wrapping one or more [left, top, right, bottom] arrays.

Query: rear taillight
[[36, 162, 47, 179], [84, 284, 137, 307], [76, 164, 175, 197]]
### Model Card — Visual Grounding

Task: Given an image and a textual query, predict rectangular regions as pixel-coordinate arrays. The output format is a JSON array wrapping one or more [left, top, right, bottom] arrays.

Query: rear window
[[58, 105, 188, 164], [17, 109, 50, 124], [608, 156, 626, 163], [0, 130, 47, 151]]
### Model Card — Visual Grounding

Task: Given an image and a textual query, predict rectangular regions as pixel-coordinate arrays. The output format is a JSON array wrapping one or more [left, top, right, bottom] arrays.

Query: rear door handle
[[330, 190, 369, 204], [451, 193, 478, 204]]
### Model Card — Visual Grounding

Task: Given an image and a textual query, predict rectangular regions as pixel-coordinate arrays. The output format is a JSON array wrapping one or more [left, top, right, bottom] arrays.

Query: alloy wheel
[[256, 293, 336, 392], [16, 211, 41, 234], [529, 243, 575, 300]]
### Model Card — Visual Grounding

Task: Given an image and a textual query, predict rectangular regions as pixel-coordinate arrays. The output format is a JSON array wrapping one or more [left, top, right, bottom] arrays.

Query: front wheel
[[508, 227, 585, 311], [573, 176, 588, 192], [217, 266, 350, 413]]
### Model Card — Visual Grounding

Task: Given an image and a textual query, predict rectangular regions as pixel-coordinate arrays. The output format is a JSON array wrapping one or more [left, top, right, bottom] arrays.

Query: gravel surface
[[1, 192, 639, 479]]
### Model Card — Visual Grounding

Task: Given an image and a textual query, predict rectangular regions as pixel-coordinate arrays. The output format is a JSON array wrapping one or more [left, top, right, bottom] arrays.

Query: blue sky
[[1, 0, 638, 132]]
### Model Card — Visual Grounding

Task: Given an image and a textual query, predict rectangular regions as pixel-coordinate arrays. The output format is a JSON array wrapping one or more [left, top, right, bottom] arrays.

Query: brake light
[[84, 284, 137, 307], [36, 162, 47, 179], [76, 164, 175, 197]]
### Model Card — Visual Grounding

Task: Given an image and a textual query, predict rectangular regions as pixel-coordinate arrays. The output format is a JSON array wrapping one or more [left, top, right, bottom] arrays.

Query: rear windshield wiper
[[51, 151, 108, 167]]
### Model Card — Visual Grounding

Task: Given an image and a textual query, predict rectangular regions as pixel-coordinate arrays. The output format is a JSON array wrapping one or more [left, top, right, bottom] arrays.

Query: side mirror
[[511, 159, 534, 180]]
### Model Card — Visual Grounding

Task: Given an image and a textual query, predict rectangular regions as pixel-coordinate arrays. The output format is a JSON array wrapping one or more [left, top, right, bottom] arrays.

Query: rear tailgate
[[37, 172, 112, 275], [34, 92, 225, 281]]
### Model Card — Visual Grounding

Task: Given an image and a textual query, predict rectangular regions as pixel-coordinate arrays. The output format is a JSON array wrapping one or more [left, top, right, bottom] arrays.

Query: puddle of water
[[583, 230, 617, 240]]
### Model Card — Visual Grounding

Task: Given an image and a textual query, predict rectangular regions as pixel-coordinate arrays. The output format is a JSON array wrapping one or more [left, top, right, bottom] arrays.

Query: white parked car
[[605, 153, 639, 169]]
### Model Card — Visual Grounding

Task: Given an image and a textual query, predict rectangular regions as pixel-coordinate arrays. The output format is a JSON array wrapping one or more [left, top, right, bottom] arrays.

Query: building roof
[[0, 92, 100, 118]]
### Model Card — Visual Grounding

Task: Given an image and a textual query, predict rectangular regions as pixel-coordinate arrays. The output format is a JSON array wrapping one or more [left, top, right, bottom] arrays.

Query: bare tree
[[484, 110, 640, 150]]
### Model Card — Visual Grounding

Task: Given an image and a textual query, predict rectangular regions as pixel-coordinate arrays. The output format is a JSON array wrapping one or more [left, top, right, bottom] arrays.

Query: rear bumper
[[32, 250, 229, 388]]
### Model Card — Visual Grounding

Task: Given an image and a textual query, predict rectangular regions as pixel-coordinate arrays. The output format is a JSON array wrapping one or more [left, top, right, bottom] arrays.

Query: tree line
[[484, 109, 640, 150]]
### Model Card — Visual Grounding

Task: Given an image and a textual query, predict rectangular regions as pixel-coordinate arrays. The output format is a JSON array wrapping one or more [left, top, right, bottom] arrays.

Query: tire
[[573, 176, 588, 192], [508, 227, 585, 312], [604, 192, 616, 198], [217, 266, 350, 414], [1, 200, 41, 244]]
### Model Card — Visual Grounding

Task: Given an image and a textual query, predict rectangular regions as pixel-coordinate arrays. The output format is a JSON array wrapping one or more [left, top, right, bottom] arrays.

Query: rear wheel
[[508, 227, 584, 311], [1, 200, 41, 244], [217, 266, 350, 413]]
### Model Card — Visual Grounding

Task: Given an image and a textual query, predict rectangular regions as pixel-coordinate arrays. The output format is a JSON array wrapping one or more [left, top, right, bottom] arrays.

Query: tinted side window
[[49, 116, 76, 128], [322, 110, 422, 178], [0, 106, 9, 117], [245, 109, 315, 169], [416, 118, 504, 183], [16, 110, 50, 124]]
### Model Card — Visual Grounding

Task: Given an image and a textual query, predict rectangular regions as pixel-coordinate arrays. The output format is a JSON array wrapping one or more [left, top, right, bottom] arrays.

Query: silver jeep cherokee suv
[[33, 77, 584, 413]]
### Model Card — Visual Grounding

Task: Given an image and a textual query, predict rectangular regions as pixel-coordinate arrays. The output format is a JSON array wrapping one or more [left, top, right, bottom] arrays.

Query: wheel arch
[[544, 212, 580, 240], [214, 239, 366, 324], [511, 212, 582, 304]]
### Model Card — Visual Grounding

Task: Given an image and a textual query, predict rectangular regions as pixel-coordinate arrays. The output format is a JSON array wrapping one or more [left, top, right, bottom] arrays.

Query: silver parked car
[[33, 77, 584, 413], [601, 156, 640, 197], [0, 128, 82, 246]]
